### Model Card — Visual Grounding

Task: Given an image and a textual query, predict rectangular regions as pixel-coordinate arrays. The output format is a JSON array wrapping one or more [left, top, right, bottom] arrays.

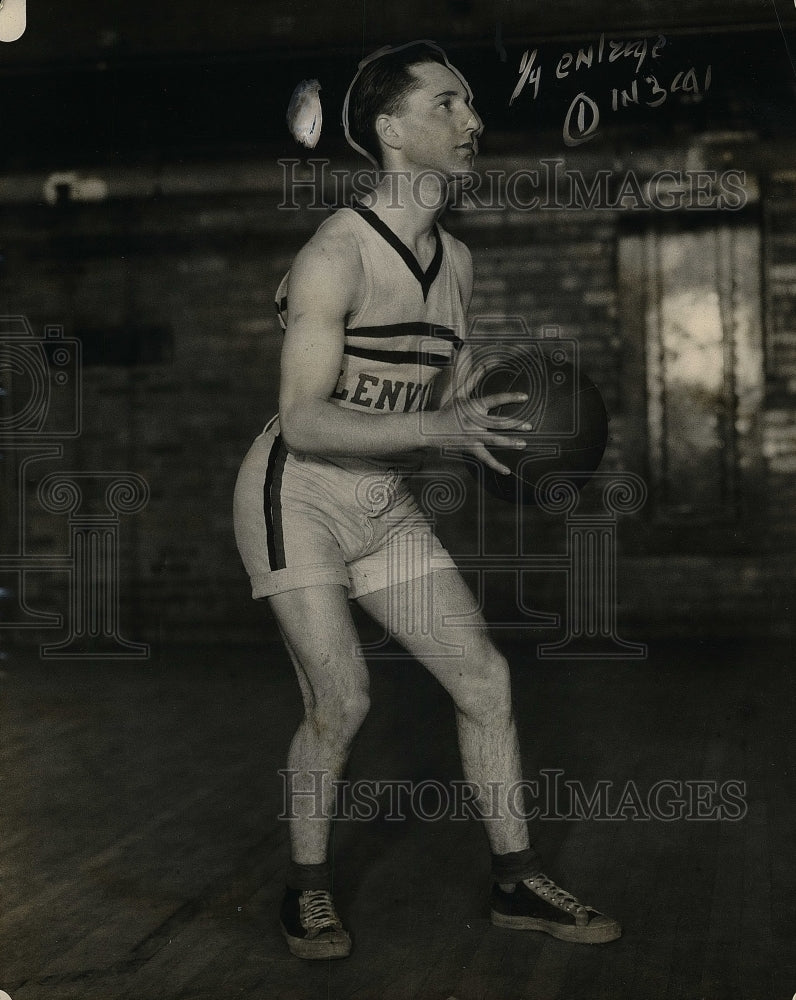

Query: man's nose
[[465, 108, 483, 136]]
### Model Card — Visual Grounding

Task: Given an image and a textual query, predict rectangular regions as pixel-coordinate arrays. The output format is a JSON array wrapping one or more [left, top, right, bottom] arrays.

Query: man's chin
[[447, 164, 480, 187]]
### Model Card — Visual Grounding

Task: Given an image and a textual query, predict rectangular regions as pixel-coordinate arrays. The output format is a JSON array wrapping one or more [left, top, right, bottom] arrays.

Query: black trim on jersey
[[263, 434, 288, 571], [343, 345, 451, 368], [345, 321, 462, 346], [353, 205, 442, 302], [275, 297, 288, 331]]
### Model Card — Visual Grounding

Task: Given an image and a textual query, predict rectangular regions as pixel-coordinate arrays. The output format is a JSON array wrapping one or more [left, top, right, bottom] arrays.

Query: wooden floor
[[0, 634, 792, 1000]]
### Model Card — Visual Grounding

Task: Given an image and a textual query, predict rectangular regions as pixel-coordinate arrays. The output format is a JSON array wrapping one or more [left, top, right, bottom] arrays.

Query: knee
[[309, 686, 370, 744], [453, 648, 513, 725]]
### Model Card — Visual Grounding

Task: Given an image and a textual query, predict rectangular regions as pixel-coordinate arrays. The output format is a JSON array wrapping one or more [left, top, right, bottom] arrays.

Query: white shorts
[[233, 418, 457, 600]]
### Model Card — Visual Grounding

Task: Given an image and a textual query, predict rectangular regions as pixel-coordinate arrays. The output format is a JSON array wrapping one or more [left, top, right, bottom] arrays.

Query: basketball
[[467, 344, 609, 506]]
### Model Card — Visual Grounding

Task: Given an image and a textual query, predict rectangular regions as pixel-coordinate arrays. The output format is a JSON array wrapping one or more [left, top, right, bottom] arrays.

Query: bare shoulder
[[293, 211, 363, 281], [289, 211, 364, 318]]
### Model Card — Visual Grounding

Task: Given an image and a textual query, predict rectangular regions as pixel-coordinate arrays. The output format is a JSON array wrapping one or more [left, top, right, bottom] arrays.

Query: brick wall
[[0, 144, 793, 648], [763, 172, 796, 550]]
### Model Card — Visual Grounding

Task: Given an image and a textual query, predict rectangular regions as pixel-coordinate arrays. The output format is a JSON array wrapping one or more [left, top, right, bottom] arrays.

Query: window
[[618, 215, 765, 551]]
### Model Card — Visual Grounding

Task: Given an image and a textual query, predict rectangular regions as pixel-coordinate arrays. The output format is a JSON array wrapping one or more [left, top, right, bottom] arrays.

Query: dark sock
[[286, 859, 332, 892], [490, 846, 543, 885]]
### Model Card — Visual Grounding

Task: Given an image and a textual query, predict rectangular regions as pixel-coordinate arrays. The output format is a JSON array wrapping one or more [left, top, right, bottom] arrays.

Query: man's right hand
[[427, 360, 533, 476]]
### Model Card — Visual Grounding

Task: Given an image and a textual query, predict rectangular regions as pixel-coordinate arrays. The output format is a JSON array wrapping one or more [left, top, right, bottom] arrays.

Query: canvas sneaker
[[490, 873, 621, 944], [279, 888, 352, 959]]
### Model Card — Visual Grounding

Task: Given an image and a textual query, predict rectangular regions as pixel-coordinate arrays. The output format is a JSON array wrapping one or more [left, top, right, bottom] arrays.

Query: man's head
[[343, 41, 481, 172]]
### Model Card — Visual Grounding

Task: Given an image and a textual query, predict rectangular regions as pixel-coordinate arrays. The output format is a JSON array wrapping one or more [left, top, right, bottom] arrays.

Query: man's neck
[[362, 170, 449, 246]]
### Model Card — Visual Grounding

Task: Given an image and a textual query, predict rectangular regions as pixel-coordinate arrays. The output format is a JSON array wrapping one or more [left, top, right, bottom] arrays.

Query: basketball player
[[233, 41, 621, 960]]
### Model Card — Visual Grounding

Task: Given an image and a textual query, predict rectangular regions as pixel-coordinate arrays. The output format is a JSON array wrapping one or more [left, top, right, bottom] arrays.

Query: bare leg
[[268, 584, 370, 866], [358, 568, 529, 855], [358, 568, 621, 944]]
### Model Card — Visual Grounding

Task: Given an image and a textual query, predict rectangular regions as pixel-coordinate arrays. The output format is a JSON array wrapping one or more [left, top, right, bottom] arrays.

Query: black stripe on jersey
[[345, 321, 463, 346], [343, 345, 452, 368], [353, 205, 442, 301], [263, 434, 288, 571]]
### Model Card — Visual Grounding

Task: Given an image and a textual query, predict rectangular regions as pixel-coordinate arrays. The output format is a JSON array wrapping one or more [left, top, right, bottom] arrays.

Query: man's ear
[[375, 112, 402, 154]]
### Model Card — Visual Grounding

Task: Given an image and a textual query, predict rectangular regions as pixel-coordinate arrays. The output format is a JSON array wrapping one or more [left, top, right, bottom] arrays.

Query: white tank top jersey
[[274, 205, 468, 473]]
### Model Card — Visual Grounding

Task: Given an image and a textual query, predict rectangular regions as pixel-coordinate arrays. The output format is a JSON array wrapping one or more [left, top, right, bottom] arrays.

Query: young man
[[233, 40, 621, 960]]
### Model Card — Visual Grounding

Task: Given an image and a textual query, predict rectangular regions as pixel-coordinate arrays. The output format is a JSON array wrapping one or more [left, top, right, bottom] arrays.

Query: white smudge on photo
[[286, 79, 322, 148]]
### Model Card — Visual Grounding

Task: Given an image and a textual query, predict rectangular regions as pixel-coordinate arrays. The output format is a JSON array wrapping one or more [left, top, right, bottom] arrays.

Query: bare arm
[[278, 231, 437, 456], [278, 227, 527, 470]]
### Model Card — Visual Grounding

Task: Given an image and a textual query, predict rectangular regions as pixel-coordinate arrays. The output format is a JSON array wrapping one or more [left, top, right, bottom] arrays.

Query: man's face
[[386, 60, 483, 178]]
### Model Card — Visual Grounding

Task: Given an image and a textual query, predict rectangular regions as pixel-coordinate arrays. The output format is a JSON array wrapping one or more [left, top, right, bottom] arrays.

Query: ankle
[[287, 858, 332, 892]]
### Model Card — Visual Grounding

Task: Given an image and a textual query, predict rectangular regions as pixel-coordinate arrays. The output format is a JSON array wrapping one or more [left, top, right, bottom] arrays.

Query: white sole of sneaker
[[280, 922, 352, 960], [490, 911, 622, 944]]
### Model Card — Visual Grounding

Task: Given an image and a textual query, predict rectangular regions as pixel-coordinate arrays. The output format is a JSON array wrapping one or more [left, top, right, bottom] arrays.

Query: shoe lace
[[299, 890, 343, 933], [525, 874, 587, 914]]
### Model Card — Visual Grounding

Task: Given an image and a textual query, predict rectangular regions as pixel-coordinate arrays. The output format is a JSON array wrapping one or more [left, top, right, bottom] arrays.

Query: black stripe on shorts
[[263, 434, 288, 571]]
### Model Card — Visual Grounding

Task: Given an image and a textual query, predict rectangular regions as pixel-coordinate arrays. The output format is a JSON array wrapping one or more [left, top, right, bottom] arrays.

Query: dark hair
[[345, 42, 448, 167]]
